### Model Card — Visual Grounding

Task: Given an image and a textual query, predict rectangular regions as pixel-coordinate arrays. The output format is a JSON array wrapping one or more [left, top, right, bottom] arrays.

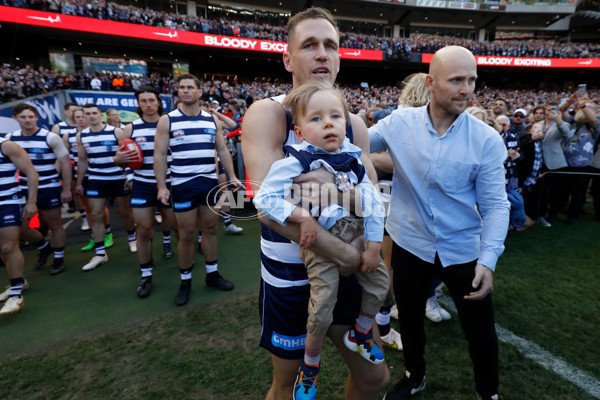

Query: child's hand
[[298, 217, 318, 250], [360, 242, 381, 273]]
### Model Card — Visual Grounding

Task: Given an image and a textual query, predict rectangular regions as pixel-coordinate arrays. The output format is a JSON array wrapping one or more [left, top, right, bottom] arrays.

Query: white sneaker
[[536, 217, 551, 228], [82, 255, 108, 271], [389, 304, 398, 320], [425, 296, 443, 322], [128, 240, 137, 253], [0, 279, 29, 302], [0, 296, 24, 315], [224, 223, 243, 234], [438, 305, 451, 321], [81, 218, 90, 231], [380, 328, 403, 351]]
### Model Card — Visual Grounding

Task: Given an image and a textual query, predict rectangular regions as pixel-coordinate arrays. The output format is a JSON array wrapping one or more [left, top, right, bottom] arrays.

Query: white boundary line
[[438, 295, 600, 399]]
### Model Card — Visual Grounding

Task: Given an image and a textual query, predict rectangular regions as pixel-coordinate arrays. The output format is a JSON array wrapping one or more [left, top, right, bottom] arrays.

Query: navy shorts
[[171, 176, 218, 213], [258, 275, 363, 360], [24, 186, 61, 210], [0, 203, 23, 228], [130, 180, 172, 209], [86, 179, 130, 199]]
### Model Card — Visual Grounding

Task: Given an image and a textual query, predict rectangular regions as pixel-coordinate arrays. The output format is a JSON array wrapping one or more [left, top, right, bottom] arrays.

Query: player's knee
[[0, 241, 17, 257], [136, 224, 153, 240], [354, 364, 390, 393]]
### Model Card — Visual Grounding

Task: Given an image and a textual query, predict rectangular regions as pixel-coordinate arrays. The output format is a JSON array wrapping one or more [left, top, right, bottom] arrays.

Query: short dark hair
[[176, 74, 201, 89], [12, 103, 38, 117], [64, 102, 78, 111], [82, 103, 101, 112]]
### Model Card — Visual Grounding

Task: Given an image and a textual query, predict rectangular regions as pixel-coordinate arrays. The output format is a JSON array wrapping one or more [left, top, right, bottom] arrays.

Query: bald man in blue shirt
[[370, 46, 510, 400]]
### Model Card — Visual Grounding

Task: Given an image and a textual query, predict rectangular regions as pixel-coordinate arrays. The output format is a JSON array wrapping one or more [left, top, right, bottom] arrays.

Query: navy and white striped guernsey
[[168, 108, 217, 186], [57, 121, 78, 142], [0, 137, 25, 205], [130, 118, 171, 184], [80, 125, 125, 181], [259, 95, 355, 288], [7, 128, 61, 190]]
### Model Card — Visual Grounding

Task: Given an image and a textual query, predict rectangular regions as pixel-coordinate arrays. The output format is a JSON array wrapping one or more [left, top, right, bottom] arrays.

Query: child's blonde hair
[[282, 81, 349, 126]]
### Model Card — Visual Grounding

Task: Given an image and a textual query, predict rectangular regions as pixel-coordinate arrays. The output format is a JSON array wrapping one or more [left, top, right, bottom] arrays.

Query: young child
[[253, 81, 389, 400]]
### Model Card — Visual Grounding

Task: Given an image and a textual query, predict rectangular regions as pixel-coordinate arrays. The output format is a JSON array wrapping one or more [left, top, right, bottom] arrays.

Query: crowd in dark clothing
[[3, 0, 599, 57]]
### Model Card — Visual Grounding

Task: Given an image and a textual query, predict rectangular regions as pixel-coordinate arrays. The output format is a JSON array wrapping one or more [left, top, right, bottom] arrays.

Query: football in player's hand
[[119, 139, 143, 170]]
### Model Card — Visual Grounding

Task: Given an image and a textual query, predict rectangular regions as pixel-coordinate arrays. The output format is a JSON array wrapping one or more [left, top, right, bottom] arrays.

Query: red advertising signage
[[0, 6, 382, 61], [421, 53, 600, 68]]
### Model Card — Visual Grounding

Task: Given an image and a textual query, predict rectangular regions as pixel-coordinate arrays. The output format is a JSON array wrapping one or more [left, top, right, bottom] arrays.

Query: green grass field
[[0, 208, 599, 399]]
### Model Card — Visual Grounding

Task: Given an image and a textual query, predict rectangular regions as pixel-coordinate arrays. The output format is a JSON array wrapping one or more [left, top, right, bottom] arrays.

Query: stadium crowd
[[2, 63, 599, 117], [3, 0, 600, 57], [1, 3, 599, 398]]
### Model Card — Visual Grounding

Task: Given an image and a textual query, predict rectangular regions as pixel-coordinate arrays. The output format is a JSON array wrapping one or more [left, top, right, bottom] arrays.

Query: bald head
[[426, 46, 478, 118], [429, 46, 476, 76]]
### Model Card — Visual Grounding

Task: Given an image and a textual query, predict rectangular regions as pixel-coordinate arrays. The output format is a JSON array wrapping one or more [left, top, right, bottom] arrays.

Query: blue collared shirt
[[369, 105, 510, 271]]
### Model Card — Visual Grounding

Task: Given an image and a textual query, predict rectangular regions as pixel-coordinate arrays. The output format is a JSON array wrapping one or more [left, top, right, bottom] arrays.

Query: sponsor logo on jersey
[[173, 130, 185, 138], [3, 215, 16, 221], [174, 201, 191, 209], [271, 332, 306, 351]]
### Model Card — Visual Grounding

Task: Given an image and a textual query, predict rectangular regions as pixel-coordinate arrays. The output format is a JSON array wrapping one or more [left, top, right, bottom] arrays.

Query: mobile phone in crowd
[[550, 106, 559, 113], [577, 84, 587, 97]]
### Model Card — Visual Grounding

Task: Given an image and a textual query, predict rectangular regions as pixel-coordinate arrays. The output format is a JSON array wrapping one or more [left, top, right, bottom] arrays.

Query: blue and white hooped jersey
[[168, 109, 217, 186], [80, 125, 125, 181], [259, 95, 355, 288], [130, 118, 171, 184], [0, 138, 25, 205], [7, 128, 60, 190], [57, 121, 78, 142], [67, 129, 79, 168]]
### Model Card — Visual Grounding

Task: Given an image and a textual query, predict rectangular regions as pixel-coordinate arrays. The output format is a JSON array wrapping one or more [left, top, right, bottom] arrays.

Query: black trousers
[[391, 244, 499, 397]]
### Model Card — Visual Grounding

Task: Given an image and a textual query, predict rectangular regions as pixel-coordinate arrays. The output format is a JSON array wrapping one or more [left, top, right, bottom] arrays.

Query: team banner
[[421, 53, 600, 68], [67, 91, 173, 121], [0, 6, 382, 61], [0, 94, 62, 134]]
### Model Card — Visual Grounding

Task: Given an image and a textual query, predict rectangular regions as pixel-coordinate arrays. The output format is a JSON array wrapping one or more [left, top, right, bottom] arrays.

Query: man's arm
[[47, 132, 72, 203], [75, 132, 88, 195], [50, 123, 61, 136], [370, 151, 394, 174], [210, 109, 239, 130], [2, 141, 38, 220], [212, 115, 242, 190], [242, 98, 361, 274], [153, 114, 171, 205], [350, 113, 378, 184], [469, 133, 511, 300], [113, 123, 137, 167]]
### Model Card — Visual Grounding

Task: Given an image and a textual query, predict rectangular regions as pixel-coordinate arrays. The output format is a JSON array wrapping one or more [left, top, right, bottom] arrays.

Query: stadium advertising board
[[67, 91, 173, 115], [421, 53, 600, 68], [0, 94, 62, 134], [0, 6, 382, 61]]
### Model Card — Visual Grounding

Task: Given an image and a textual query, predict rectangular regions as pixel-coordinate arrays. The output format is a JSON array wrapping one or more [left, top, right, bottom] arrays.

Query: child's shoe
[[293, 360, 319, 400], [343, 324, 385, 364]]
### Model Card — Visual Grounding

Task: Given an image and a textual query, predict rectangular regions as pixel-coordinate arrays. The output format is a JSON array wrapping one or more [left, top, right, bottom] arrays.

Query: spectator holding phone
[[560, 92, 599, 225], [542, 102, 571, 224]]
